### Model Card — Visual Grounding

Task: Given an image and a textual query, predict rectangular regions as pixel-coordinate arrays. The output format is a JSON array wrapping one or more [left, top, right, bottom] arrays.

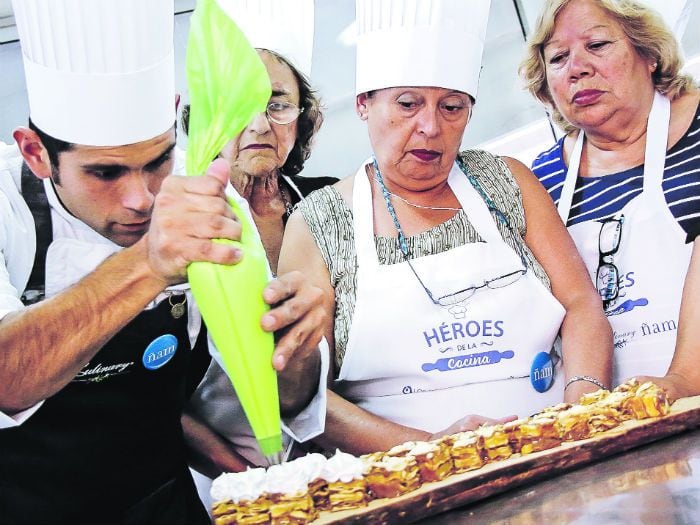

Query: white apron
[[557, 92, 692, 386], [334, 160, 566, 433]]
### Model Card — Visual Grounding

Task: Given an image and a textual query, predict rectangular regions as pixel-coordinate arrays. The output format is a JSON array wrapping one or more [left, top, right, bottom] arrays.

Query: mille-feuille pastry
[[360, 451, 384, 466], [578, 388, 611, 405], [586, 404, 623, 435], [535, 402, 572, 418], [364, 455, 421, 498], [407, 441, 454, 482], [385, 441, 417, 458], [449, 431, 484, 473], [555, 405, 595, 441], [613, 378, 641, 395], [320, 450, 368, 511], [292, 453, 329, 512], [519, 415, 561, 454], [502, 418, 527, 454], [264, 463, 317, 525], [594, 391, 635, 422], [475, 425, 513, 462], [211, 468, 270, 525], [622, 381, 671, 419]]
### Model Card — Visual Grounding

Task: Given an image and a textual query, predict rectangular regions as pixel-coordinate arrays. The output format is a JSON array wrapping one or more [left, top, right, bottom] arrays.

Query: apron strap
[[557, 130, 584, 224], [353, 159, 382, 269], [353, 159, 519, 268], [20, 162, 52, 304], [642, 91, 671, 195], [447, 163, 506, 244]]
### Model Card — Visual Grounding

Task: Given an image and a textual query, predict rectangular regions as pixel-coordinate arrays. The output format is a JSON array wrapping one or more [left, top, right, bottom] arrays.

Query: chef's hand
[[144, 158, 242, 284], [429, 414, 518, 441], [631, 373, 693, 402], [261, 270, 326, 371]]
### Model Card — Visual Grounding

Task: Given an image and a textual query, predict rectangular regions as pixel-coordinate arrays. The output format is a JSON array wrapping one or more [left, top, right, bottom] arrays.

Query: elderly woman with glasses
[[278, 0, 612, 455], [521, 0, 700, 395], [182, 49, 336, 274], [179, 18, 336, 505]]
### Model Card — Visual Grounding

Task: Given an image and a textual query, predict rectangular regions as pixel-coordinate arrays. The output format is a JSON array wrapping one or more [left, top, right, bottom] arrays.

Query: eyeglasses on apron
[[596, 215, 625, 309]]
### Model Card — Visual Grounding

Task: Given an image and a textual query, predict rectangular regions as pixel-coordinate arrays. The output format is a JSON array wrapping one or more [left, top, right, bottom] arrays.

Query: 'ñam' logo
[[142, 334, 178, 370]]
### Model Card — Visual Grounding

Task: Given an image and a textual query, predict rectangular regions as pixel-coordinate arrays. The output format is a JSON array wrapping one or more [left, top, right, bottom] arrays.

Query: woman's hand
[[262, 270, 327, 372], [429, 414, 518, 441], [262, 270, 328, 416], [630, 373, 696, 402]]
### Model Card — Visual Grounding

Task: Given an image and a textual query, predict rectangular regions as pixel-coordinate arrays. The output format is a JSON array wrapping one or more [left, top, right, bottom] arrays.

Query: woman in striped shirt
[[521, 0, 700, 397]]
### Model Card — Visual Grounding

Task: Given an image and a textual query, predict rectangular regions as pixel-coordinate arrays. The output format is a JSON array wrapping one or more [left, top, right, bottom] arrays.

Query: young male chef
[[0, 0, 327, 522]]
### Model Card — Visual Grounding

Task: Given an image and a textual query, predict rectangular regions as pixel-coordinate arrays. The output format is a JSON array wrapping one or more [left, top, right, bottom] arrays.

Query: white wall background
[[1, 0, 698, 175]]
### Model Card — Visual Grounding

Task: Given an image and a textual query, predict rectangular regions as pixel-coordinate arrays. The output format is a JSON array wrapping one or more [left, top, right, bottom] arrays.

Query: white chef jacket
[[0, 142, 327, 441]]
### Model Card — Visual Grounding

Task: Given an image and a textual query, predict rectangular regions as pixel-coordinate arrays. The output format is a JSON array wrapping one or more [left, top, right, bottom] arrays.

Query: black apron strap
[[20, 162, 52, 305]]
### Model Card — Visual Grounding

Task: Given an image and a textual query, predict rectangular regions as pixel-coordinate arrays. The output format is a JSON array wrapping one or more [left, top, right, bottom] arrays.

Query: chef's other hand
[[261, 270, 326, 371], [429, 414, 518, 441], [145, 158, 242, 284]]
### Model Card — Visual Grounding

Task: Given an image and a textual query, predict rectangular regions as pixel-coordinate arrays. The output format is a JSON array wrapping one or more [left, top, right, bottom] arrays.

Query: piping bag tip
[[265, 451, 285, 466]]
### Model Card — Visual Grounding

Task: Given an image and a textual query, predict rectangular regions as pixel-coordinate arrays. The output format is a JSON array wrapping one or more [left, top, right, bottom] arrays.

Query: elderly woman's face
[[543, 0, 656, 132], [357, 87, 472, 185], [220, 50, 300, 177]]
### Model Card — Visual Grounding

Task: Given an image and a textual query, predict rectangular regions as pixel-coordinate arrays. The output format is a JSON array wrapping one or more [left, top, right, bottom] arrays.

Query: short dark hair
[[28, 118, 74, 168], [267, 50, 323, 176], [180, 49, 323, 176]]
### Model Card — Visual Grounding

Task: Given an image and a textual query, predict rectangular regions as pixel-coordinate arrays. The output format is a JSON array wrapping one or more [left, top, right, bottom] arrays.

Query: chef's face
[[51, 128, 176, 247]]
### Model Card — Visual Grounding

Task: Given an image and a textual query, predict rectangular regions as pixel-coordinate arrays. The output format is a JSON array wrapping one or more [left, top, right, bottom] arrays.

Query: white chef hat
[[638, 0, 694, 41], [12, 0, 175, 147], [355, 0, 492, 97], [214, 0, 315, 78]]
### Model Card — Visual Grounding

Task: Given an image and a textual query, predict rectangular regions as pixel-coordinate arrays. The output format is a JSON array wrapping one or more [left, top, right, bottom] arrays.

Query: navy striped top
[[532, 100, 700, 242]]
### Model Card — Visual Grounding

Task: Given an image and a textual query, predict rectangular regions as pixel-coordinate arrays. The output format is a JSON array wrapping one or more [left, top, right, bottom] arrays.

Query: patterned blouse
[[299, 149, 551, 372]]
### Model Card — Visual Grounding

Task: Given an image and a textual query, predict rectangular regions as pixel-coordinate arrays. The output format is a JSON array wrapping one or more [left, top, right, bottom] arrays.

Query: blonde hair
[[519, 0, 697, 134]]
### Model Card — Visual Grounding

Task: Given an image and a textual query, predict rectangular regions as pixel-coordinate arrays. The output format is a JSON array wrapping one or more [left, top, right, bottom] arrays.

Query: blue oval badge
[[530, 351, 555, 393], [142, 334, 178, 371]]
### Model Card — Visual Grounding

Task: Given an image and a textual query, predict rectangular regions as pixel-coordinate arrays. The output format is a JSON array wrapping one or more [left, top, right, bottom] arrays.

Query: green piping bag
[[185, 0, 282, 461]]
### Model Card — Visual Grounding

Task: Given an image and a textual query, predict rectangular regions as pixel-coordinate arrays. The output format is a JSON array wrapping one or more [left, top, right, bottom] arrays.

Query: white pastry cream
[[265, 462, 309, 496], [210, 467, 267, 503], [320, 450, 365, 483], [293, 452, 328, 483], [408, 441, 437, 457]]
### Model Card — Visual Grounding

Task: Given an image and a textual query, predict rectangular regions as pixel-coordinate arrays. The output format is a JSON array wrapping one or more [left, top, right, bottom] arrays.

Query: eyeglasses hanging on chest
[[596, 215, 624, 309]]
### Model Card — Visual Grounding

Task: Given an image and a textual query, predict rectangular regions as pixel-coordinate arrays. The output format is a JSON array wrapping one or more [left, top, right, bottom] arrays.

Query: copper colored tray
[[314, 395, 700, 524]]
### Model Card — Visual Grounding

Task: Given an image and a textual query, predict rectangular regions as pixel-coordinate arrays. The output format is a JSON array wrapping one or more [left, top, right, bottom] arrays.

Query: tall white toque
[[638, 0, 694, 41], [12, 0, 175, 146], [355, 0, 492, 97], [214, 0, 315, 78]]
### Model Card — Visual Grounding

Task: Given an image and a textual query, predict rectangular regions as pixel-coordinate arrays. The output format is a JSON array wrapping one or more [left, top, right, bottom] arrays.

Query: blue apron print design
[[606, 298, 648, 317], [421, 350, 514, 372], [142, 334, 178, 370]]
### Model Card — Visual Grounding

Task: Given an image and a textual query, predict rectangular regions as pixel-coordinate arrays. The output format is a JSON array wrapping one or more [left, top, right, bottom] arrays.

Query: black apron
[[0, 172, 210, 524], [0, 298, 210, 524]]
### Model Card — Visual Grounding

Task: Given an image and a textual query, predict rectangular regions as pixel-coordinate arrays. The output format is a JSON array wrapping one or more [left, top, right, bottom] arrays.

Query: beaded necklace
[[371, 157, 526, 307], [371, 157, 450, 304]]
